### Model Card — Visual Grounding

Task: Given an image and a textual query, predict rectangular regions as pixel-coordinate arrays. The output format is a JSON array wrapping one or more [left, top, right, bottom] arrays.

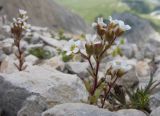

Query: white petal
[[66, 51, 72, 56], [125, 25, 131, 30], [109, 16, 112, 21], [19, 9, 27, 15], [73, 48, 79, 53], [92, 34, 97, 41], [92, 23, 97, 27]]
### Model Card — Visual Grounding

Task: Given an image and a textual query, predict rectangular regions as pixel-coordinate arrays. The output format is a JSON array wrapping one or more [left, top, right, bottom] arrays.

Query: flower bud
[[93, 42, 104, 56], [85, 44, 94, 56], [97, 25, 106, 37], [115, 27, 124, 37], [105, 29, 115, 43]]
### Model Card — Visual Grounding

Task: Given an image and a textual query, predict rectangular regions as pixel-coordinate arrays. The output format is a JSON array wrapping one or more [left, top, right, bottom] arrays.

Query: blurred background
[[0, 0, 159, 58]]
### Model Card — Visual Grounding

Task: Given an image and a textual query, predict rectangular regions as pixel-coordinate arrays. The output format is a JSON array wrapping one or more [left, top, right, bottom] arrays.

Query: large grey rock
[[117, 109, 146, 116], [42, 103, 117, 116], [0, 65, 88, 109], [150, 106, 160, 116], [0, 0, 88, 34], [0, 76, 32, 116], [17, 95, 47, 116]]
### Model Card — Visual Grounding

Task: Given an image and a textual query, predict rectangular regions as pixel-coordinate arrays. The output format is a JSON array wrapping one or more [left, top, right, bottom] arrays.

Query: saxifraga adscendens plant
[[11, 9, 30, 71], [63, 16, 131, 108]]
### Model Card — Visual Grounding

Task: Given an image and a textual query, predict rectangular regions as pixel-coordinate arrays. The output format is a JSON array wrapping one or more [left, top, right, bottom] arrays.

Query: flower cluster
[[11, 9, 30, 71], [11, 9, 30, 33], [64, 16, 131, 58], [63, 16, 131, 107]]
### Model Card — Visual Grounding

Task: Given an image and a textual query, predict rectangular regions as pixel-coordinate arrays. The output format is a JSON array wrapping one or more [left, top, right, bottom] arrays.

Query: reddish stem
[[101, 75, 119, 108]]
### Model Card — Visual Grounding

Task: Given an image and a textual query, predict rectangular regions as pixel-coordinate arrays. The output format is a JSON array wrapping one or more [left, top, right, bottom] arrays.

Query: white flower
[[63, 40, 81, 56], [110, 60, 132, 73], [109, 16, 131, 31], [13, 18, 17, 23], [92, 17, 107, 27], [22, 22, 31, 29], [118, 20, 131, 31], [109, 16, 118, 24], [19, 9, 27, 15], [85, 34, 98, 44]]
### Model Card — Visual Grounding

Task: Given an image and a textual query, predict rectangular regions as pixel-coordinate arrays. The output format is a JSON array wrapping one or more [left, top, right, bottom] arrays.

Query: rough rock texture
[[117, 68, 139, 88], [0, 65, 88, 115], [0, 0, 88, 34], [17, 95, 48, 116], [0, 77, 32, 116], [65, 62, 89, 78], [42, 103, 118, 116], [117, 109, 147, 116], [150, 93, 160, 110], [150, 106, 160, 116]]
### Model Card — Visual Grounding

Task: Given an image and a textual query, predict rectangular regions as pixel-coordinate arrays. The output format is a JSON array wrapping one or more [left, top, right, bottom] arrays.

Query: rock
[[1, 38, 14, 55], [44, 56, 65, 71], [149, 93, 160, 111], [0, 65, 88, 114], [42, 103, 117, 116], [135, 61, 151, 77], [27, 44, 44, 50], [0, 0, 88, 34], [40, 36, 63, 49], [0, 77, 32, 116], [2, 43, 13, 55], [0, 56, 19, 74], [150, 106, 160, 116], [117, 68, 139, 88], [142, 43, 155, 59], [20, 40, 28, 51], [151, 66, 160, 92], [155, 55, 160, 65], [30, 26, 48, 32], [0, 50, 6, 62], [65, 62, 89, 78], [29, 32, 41, 44], [43, 46, 58, 57], [17, 95, 47, 116], [25, 54, 39, 65], [120, 44, 137, 58], [117, 109, 146, 116]]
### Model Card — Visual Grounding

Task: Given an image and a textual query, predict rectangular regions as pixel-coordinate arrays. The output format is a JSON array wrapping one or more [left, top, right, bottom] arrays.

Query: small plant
[[63, 16, 131, 108], [29, 47, 51, 59], [110, 60, 160, 113], [58, 29, 70, 40], [58, 29, 65, 40], [11, 9, 30, 71]]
